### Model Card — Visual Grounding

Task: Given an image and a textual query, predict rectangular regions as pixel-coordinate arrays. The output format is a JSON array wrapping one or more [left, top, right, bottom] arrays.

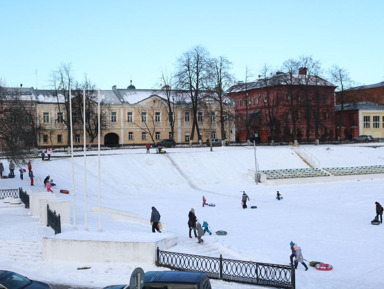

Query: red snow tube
[[315, 263, 333, 271], [60, 189, 69, 194]]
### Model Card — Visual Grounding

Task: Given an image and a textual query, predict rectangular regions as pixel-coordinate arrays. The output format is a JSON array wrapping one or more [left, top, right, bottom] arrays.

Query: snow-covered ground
[[1, 143, 384, 289]]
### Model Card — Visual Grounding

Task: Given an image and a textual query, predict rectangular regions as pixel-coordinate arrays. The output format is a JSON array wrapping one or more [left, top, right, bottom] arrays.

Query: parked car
[[352, 135, 373, 142], [103, 271, 212, 289], [206, 138, 222, 147], [153, 139, 176, 148], [0, 270, 52, 289]]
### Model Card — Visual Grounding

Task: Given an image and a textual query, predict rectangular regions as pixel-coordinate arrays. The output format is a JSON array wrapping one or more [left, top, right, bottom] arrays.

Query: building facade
[[227, 69, 336, 143], [2, 86, 235, 148]]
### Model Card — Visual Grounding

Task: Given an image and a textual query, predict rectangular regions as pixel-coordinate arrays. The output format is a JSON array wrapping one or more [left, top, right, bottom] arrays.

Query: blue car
[[0, 270, 52, 289]]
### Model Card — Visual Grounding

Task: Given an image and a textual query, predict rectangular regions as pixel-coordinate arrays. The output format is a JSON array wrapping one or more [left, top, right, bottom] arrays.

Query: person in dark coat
[[0, 162, 4, 177], [150, 206, 161, 233], [241, 191, 250, 209], [188, 208, 198, 238], [9, 161, 15, 177], [375, 201, 383, 223], [44, 175, 50, 187]]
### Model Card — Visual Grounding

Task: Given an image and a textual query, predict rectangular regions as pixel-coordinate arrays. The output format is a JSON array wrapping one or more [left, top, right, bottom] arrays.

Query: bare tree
[[297, 56, 321, 141], [259, 65, 280, 142], [175, 46, 211, 142], [0, 86, 38, 163], [158, 70, 176, 139], [281, 59, 300, 142], [329, 65, 352, 140], [207, 56, 235, 140]]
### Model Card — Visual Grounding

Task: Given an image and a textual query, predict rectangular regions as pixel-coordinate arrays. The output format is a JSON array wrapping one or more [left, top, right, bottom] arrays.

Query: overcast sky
[[1, 0, 383, 90]]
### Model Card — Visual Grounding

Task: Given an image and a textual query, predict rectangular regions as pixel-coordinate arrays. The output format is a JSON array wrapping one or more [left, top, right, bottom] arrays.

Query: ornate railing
[[156, 248, 295, 289], [0, 188, 19, 199], [19, 187, 29, 208], [47, 204, 61, 234]]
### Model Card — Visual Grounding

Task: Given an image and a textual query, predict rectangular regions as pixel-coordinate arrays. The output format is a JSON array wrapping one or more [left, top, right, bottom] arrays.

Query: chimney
[[112, 85, 117, 90], [299, 67, 307, 75]]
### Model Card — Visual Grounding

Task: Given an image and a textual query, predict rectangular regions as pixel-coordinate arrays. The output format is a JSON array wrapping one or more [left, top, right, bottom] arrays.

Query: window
[[257, 93, 261, 104], [168, 132, 173, 139], [43, 134, 48, 143], [185, 132, 190, 142], [75, 134, 80, 143], [57, 134, 62, 143], [252, 97, 255, 105], [286, 93, 291, 101], [211, 131, 216, 138], [373, 116, 380, 128], [155, 132, 161, 140], [141, 132, 147, 140], [127, 111, 133, 122], [25, 114, 32, 123], [223, 131, 227, 140], [239, 99, 243, 107], [286, 112, 291, 120], [184, 111, 190, 123], [111, 111, 117, 123], [382, 116, 384, 128], [128, 132, 133, 140], [168, 112, 174, 124], [264, 95, 267, 102], [198, 111, 203, 122], [323, 111, 328, 120], [155, 111, 161, 123], [57, 112, 63, 123], [43, 112, 50, 124], [210, 111, 215, 122], [141, 111, 147, 123], [364, 116, 370, 128]]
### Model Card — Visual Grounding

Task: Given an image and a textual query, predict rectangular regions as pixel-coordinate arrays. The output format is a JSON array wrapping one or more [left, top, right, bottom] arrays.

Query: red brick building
[[227, 69, 336, 143], [335, 81, 384, 139]]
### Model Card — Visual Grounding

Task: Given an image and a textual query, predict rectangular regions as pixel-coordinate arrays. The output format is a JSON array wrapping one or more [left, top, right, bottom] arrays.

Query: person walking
[[19, 168, 24, 180], [146, 143, 150, 153], [375, 201, 383, 223], [9, 161, 15, 177], [29, 170, 34, 186], [289, 241, 296, 266], [241, 191, 250, 209], [41, 151, 45, 161], [47, 148, 52, 161], [27, 161, 32, 174], [46, 179, 53, 193], [294, 245, 309, 271], [150, 206, 161, 233], [196, 221, 205, 244], [202, 220, 212, 235], [188, 208, 198, 238], [202, 195, 208, 207], [0, 162, 4, 178]]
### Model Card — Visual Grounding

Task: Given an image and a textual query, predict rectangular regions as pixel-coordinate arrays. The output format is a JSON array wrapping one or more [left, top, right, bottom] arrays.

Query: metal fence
[[156, 248, 295, 289], [0, 188, 19, 199], [47, 204, 61, 234], [19, 187, 29, 208]]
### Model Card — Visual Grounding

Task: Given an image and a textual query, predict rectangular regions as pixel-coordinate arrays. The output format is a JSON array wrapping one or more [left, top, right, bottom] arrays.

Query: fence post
[[156, 247, 159, 266], [46, 204, 50, 227], [219, 254, 223, 280], [57, 214, 61, 234], [291, 264, 295, 289]]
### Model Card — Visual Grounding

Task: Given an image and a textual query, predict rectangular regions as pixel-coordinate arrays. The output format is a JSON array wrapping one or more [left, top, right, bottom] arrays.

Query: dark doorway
[[104, 133, 119, 147]]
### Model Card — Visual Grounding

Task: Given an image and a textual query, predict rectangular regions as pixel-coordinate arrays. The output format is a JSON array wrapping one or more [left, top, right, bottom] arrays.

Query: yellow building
[[28, 86, 236, 148]]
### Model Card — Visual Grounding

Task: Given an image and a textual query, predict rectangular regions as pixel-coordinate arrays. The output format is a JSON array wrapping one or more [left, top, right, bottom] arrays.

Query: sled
[[60, 189, 69, 194], [208, 203, 216, 207], [251, 205, 257, 209], [309, 261, 321, 267], [22, 169, 26, 172], [371, 220, 380, 225], [216, 230, 227, 235], [276, 196, 283, 200], [315, 263, 333, 271]]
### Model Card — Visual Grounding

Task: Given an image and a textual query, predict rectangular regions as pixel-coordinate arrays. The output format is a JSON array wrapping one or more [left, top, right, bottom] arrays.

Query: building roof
[[227, 72, 335, 93], [335, 101, 384, 111], [347, 81, 384, 91]]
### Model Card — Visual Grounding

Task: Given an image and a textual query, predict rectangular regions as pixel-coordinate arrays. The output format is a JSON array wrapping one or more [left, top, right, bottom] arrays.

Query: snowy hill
[[1, 143, 384, 289]]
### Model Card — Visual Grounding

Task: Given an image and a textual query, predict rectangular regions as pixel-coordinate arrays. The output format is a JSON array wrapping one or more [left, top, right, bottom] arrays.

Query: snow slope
[[1, 143, 384, 289]]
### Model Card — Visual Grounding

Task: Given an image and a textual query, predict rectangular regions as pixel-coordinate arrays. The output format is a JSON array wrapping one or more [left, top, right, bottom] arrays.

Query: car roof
[[144, 271, 207, 283]]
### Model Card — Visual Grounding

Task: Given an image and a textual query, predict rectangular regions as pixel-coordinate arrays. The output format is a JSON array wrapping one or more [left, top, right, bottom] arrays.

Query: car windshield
[[0, 272, 31, 289]]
